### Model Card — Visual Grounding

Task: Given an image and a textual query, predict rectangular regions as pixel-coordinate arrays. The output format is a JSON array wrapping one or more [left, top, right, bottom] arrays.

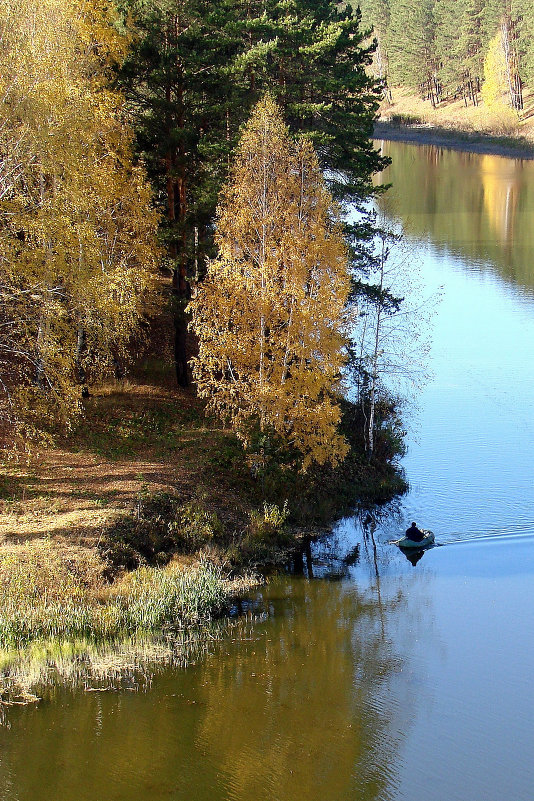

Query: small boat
[[395, 529, 435, 549]]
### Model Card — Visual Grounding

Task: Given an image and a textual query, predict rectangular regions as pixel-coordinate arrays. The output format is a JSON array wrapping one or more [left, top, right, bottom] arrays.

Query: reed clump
[[0, 542, 229, 649]]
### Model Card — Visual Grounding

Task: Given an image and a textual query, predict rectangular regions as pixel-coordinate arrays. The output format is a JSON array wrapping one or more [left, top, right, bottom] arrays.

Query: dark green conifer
[[356, 0, 391, 89], [387, 0, 436, 94], [511, 0, 534, 87], [434, 0, 464, 90], [457, 0, 486, 83], [119, 0, 386, 297], [118, 0, 236, 385]]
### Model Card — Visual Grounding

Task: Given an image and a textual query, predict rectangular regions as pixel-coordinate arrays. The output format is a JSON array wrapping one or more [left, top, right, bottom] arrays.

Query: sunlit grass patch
[[74, 385, 211, 461], [0, 543, 230, 649], [112, 562, 228, 631]]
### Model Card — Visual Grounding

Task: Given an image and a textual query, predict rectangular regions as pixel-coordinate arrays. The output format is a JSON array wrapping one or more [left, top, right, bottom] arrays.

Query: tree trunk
[[173, 298, 189, 387], [367, 239, 386, 456], [167, 148, 189, 388], [501, 17, 523, 112], [174, 41, 190, 388], [35, 322, 45, 389], [163, 13, 190, 389], [75, 324, 89, 396]]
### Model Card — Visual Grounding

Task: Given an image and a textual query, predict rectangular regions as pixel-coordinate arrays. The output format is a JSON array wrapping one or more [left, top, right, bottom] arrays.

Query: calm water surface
[[2, 142, 534, 801], [375, 141, 534, 542]]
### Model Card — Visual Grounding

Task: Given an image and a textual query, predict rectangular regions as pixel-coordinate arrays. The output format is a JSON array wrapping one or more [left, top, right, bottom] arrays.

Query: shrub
[[229, 500, 296, 569], [388, 113, 422, 126], [101, 491, 226, 570], [248, 500, 289, 541], [180, 500, 224, 548]]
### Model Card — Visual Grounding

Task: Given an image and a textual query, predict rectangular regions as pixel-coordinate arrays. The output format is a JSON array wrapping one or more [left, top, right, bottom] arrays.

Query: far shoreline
[[373, 120, 534, 160]]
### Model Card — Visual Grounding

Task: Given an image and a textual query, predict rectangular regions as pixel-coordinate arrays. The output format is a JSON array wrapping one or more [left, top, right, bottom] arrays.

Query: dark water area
[[2, 142, 534, 800]]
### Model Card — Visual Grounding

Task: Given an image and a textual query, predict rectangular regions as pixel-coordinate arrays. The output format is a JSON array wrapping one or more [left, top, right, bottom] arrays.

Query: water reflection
[[398, 547, 427, 567], [193, 579, 411, 801], [375, 141, 534, 293], [0, 573, 422, 801], [371, 141, 534, 543], [480, 154, 519, 247], [313, 502, 405, 581]]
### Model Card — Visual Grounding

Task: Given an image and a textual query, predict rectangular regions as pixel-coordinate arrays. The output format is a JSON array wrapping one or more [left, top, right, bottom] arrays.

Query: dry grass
[[380, 85, 534, 143], [0, 538, 241, 648], [0, 374, 252, 554]]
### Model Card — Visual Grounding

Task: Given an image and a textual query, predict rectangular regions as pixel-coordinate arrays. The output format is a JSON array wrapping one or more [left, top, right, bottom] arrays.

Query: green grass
[[116, 565, 227, 631], [0, 546, 228, 649], [75, 399, 209, 461], [388, 113, 423, 126]]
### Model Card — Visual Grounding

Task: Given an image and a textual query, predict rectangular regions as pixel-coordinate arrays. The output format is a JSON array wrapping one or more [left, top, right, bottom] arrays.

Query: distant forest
[[357, 0, 533, 111]]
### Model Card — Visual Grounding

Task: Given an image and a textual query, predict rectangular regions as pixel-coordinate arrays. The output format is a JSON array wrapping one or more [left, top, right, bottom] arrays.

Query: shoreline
[[373, 120, 534, 160], [0, 372, 406, 705]]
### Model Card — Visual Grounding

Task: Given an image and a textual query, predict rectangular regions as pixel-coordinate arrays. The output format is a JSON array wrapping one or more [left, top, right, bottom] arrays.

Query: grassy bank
[[0, 360, 406, 696], [0, 364, 406, 558], [0, 542, 234, 650], [376, 86, 534, 158]]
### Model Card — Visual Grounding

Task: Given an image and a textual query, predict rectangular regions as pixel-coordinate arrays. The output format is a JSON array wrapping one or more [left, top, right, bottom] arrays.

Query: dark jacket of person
[[405, 523, 425, 542]]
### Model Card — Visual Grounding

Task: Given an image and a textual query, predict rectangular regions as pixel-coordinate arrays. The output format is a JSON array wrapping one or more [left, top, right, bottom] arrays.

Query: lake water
[[2, 141, 534, 801]]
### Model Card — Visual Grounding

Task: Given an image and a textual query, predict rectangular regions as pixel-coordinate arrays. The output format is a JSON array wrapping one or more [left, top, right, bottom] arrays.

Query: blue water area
[[371, 143, 534, 546]]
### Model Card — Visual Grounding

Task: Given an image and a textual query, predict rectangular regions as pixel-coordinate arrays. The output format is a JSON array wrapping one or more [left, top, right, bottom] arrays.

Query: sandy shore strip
[[373, 121, 534, 160]]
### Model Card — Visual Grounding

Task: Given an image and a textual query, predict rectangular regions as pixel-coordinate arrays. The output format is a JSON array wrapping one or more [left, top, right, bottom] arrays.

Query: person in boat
[[405, 521, 425, 542]]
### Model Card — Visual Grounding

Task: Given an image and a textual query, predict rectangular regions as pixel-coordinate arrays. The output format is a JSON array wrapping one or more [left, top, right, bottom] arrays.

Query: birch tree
[[189, 96, 350, 470], [481, 28, 521, 119], [352, 229, 432, 455], [0, 0, 160, 448]]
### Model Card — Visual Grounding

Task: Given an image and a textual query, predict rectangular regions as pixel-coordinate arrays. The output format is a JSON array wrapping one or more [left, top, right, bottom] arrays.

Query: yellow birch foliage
[[482, 31, 518, 128], [189, 96, 350, 470], [0, 0, 160, 447]]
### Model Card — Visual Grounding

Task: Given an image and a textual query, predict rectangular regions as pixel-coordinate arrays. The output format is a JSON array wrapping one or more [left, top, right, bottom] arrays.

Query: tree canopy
[[0, 0, 160, 448], [358, 0, 532, 110]]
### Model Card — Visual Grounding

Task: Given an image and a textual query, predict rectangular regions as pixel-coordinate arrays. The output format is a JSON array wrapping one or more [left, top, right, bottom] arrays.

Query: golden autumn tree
[[189, 96, 350, 470], [0, 0, 160, 447], [481, 30, 519, 127]]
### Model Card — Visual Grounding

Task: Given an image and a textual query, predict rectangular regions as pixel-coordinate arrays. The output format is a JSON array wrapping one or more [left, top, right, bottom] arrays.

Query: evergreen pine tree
[[512, 0, 534, 86], [118, 0, 237, 385], [457, 0, 486, 90], [387, 0, 436, 96], [434, 0, 464, 91], [354, 0, 391, 87], [481, 0, 507, 44], [118, 0, 386, 385], [228, 0, 386, 220]]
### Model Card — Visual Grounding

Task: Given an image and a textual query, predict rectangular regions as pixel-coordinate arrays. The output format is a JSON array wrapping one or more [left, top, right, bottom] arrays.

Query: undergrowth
[[101, 489, 296, 572], [0, 544, 229, 649], [252, 397, 408, 526]]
